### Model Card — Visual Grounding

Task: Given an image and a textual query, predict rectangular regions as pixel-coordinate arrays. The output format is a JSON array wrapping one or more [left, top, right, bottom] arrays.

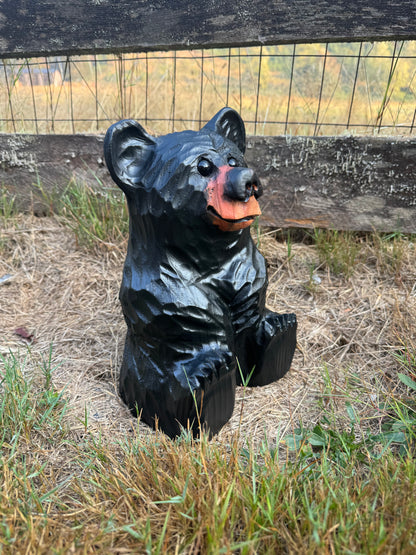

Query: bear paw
[[169, 349, 237, 438], [127, 348, 237, 439], [236, 311, 297, 387]]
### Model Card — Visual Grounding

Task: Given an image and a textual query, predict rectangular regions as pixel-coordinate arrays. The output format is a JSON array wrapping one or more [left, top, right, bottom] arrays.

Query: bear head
[[104, 108, 263, 234]]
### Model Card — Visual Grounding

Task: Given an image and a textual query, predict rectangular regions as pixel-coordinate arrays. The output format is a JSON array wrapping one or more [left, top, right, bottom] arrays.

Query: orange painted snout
[[205, 166, 262, 232]]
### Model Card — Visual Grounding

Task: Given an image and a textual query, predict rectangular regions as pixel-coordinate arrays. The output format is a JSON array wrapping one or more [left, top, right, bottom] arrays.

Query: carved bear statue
[[104, 108, 297, 438]]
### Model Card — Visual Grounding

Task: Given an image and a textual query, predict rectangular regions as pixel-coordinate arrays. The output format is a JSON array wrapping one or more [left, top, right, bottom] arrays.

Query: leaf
[[0, 274, 13, 285], [398, 373, 416, 391], [382, 431, 408, 444], [346, 402, 357, 423], [309, 432, 327, 447], [154, 495, 183, 505], [373, 431, 407, 444], [283, 432, 304, 451], [14, 326, 35, 343]]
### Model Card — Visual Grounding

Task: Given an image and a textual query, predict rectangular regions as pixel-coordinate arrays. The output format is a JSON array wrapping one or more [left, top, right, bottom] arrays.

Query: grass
[[34, 178, 129, 250], [370, 231, 410, 279], [1, 186, 416, 552], [304, 228, 413, 281], [1, 346, 416, 553], [311, 228, 362, 278], [0, 185, 16, 220], [0, 186, 17, 253], [57, 181, 128, 250]]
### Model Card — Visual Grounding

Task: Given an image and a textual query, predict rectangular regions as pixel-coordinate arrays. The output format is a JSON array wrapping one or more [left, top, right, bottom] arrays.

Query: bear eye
[[228, 157, 238, 167], [197, 158, 214, 177]]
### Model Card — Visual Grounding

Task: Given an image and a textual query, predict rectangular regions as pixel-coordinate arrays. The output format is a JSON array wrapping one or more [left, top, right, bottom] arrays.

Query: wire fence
[[1, 40, 415, 136]]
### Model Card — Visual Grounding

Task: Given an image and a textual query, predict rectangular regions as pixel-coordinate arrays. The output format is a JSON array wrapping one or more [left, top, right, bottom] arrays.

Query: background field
[[1, 41, 416, 136]]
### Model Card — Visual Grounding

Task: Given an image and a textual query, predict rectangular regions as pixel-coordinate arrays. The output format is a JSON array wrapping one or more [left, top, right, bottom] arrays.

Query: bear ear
[[202, 107, 246, 154], [104, 119, 156, 194]]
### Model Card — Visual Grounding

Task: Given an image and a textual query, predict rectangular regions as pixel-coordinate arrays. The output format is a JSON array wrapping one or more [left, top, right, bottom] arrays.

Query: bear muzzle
[[205, 166, 263, 232]]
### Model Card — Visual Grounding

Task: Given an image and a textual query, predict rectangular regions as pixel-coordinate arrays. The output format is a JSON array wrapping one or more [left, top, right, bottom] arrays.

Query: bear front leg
[[235, 310, 297, 387], [119, 331, 237, 439], [168, 348, 237, 438]]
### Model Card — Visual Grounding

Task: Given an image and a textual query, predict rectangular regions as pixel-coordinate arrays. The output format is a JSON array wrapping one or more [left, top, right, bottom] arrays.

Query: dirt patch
[[1, 216, 415, 446]]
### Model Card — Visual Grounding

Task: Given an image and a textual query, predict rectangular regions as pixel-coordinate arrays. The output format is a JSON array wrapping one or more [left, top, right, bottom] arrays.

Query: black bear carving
[[104, 108, 297, 438]]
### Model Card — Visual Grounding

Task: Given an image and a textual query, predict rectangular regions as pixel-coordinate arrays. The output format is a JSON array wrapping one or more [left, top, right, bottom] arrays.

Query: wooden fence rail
[[1, 133, 414, 232], [1, 1, 415, 232], [1, 1, 416, 58]]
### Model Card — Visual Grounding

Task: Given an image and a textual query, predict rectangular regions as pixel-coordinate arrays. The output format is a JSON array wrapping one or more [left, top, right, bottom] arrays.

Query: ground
[[1, 215, 415, 447]]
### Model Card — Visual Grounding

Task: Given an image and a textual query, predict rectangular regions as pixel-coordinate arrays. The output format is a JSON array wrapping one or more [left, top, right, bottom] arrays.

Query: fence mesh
[[1, 41, 415, 136]]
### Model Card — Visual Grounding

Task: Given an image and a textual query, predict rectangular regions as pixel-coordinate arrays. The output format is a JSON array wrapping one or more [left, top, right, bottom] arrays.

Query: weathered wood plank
[[0, 133, 415, 232], [0, 134, 109, 214], [245, 136, 416, 232], [0, 1, 416, 59]]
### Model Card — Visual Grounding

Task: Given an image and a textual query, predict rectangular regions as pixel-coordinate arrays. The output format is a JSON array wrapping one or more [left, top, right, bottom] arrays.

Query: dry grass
[[1, 212, 416, 552], [1, 216, 415, 445]]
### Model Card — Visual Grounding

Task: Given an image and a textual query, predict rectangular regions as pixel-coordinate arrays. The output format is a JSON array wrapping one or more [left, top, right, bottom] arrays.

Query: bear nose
[[224, 168, 263, 202]]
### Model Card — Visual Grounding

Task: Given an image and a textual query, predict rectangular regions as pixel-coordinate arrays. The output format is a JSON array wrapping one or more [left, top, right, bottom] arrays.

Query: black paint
[[104, 108, 297, 438]]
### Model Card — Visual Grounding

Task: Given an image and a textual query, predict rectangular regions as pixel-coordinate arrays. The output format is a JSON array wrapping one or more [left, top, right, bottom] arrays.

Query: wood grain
[[0, 1, 415, 58], [1, 133, 415, 232], [246, 136, 416, 232]]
